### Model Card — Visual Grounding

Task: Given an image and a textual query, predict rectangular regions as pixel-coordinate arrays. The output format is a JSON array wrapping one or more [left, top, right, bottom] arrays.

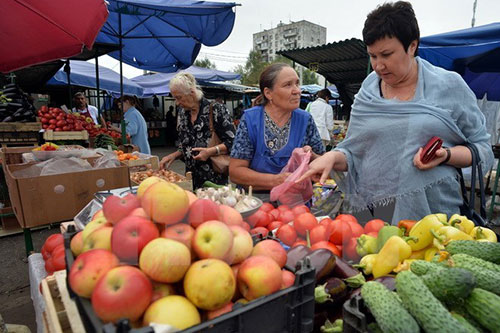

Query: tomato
[[259, 202, 275, 213], [41, 245, 50, 261], [318, 217, 334, 234], [246, 210, 272, 228], [276, 224, 297, 246], [41, 117, 48, 124], [348, 222, 364, 238], [267, 221, 284, 231], [43, 233, 63, 253], [309, 224, 329, 244], [343, 237, 360, 261], [279, 210, 295, 223], [277, 205, 291, 212], [49, 119, 57, 124], [364, 219, 386, 234], [291, 239, 307, 247], [55, 128, 63, 131], [51, 248, 66, 271], [293, 212, 317, 237], [269, 209, 280, 221], [44, 257, 55, 275], [310, 241, 341, 256], [335, 214, 358, 224], [249, 227, 269, 238], [48, 124, 56, 130], [328, 220, 353, 246], [292, 204, 309, 216]]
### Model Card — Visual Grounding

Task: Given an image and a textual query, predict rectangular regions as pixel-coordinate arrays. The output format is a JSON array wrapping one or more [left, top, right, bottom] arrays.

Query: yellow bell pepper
[[408, 247, 428, 260], [433, 213, 448, 224], [393, 259, 417, 273], [431, 226, 473, 245], [448, 214, 475, 234], [424, 246, 439, 261], [353, 254, 377, 275], [470, 226, 498, 242], [408, 214, 444, 251], [372, 236, 414, 278]]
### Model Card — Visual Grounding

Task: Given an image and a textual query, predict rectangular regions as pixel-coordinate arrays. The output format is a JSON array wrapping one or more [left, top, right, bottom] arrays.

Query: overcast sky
[[97, 0, 500, 77]]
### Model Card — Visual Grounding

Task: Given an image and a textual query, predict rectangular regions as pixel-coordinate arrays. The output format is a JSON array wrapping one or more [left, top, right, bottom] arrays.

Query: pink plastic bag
[[270, 148, 313, 207]]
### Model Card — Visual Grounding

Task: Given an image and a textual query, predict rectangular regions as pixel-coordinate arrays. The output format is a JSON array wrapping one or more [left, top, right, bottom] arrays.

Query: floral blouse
[[231, 110, 325, 161], [177, 98, 236, 189]]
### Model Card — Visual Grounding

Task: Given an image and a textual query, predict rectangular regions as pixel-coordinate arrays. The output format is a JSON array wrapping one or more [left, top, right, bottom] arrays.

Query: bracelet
[[215, 145, 221, 156], [440, 147, 451, 165]]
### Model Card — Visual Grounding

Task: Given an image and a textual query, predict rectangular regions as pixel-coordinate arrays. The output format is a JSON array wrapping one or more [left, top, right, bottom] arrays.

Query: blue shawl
[[335, 57, 493, 223]]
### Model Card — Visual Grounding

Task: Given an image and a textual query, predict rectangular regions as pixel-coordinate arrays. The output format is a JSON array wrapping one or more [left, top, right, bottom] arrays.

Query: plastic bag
[[270, 148, 313, 207]]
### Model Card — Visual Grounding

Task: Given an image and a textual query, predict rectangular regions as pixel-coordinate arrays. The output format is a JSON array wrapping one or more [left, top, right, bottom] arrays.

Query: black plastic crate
[[342, 295, 375, 333], [63, 227, 316, 333]]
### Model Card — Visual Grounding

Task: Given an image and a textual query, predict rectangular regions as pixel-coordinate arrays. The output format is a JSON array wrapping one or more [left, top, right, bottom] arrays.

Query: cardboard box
[[4, 158, 130, 228]]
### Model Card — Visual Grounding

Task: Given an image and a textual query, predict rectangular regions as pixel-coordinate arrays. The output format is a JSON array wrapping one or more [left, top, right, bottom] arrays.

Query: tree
[[301, 68, 319, 85], [234, 49, 268, 85], [194, 58, 216, 69]]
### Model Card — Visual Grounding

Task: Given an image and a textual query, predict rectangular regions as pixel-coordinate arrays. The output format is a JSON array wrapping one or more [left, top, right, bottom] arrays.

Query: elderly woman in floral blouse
[[160, 72, 236, 189], [230, 63, 325, 191]]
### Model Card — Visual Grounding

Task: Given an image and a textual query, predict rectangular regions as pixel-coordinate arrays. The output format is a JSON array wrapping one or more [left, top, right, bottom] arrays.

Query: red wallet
[[420, 136, 443, 164]]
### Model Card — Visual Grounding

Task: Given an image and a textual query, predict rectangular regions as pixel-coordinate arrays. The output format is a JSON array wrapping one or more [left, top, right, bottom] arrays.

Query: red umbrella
[[0, 0, 108, 73]]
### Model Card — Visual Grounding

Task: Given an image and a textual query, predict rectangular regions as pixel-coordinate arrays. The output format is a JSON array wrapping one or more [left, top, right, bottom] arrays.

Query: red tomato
[[343, 237, 360, 262], [277, 205, 291, 212], [52, 249, 66, 271], [318, 217, 334, 234], [328, 220, 353, 246], [348, 222, 364, 238], [335, 214, 358, 225], [279, 210, 295, 223], [364, 219, 386, 234], [293, 212, 318, 237], [41, 245, 50, 261], [309, 224, 329, 244], [49, 119, 57, 124], [310, 241, 341, 256], [260, 202, 275, 213], [44, 257, 55, 275], [246, 210, 272, 228], [250, 227, 269, 238], [292, 205, 309, 216], [267, 221, 284, 231], [41, 117, 48, 124], [291, 239, 307, 247], [43, 234, 63, 253], [276, 224, 297, 246]]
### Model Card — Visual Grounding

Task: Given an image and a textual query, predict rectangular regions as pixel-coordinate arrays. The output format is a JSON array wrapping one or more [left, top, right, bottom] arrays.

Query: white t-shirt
[[309, 98, 334, 141], [72, 105, 99, 124]]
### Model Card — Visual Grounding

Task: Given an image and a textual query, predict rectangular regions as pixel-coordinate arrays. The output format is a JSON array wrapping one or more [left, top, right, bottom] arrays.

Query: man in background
[[72, 92, 105, 126], [309, 89, 334, 148]]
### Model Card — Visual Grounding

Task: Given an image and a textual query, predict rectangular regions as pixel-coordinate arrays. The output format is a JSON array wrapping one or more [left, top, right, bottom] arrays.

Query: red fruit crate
[[63, 229, 316, 333]]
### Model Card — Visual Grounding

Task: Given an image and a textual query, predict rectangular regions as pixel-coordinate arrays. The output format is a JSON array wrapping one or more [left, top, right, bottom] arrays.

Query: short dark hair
[[362, 1, 420, 56], [317, 89, 332, 100], [259, 63, 292, 105], [119, 95, 137, 106]]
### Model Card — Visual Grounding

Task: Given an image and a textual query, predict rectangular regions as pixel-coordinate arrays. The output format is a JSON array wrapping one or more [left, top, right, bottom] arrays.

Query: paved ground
[[0, 145, 180, 332]]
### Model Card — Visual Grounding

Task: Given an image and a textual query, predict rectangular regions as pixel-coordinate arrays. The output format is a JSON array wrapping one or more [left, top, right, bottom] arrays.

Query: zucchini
[[446, 240, 500, 264], [450, 256, 500, 295], [395, 271, 468, 333], [409, 260, 445, 276], [465, 288, 500, 333], [421, 267, 476, 303], [451, 253, 500, 273], [450, 313, 480, 333], [360, 281, 419, 333]]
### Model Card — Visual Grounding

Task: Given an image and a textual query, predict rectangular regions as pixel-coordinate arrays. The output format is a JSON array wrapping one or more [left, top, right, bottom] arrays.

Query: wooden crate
[[0, 131, 39, 144], [121, 155, 160, 170], [43, 130, 89, 141], [0, 122, 42, 132], [42, 270, 85, 333]]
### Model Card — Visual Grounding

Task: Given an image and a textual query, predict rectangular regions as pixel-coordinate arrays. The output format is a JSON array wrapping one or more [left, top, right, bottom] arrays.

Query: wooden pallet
[[43, 130, 89, 141], [42, 270, 85, 333], [0, 122, 42, 132]]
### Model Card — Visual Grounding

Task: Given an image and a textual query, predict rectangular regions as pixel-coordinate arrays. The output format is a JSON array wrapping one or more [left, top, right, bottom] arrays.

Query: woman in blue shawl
[[230, 63, 325, 191], [298, 1, 493, 224]]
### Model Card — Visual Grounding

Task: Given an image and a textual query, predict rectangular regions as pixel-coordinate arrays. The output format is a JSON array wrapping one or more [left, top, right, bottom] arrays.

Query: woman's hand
[[296, 151, 340, 184], [160, 152, 179, 169], [192, 147, 212, 162], [413, 147, 448, 170], [302, 145, 320, 160]]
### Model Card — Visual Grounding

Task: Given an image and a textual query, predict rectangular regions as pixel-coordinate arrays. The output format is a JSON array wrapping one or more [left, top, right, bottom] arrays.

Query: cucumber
[[451, 253, 500, 273], [360, 281, 419, 333], [448, 303, 488, 333], [450, 256, 500, 295], [450, 313, 480, 333], [395, 271, 468, 333], [421, 267, 476, 303], [446, 240, 500, 264], [465, 288, 500, 333], [409, 260, 445, 276]]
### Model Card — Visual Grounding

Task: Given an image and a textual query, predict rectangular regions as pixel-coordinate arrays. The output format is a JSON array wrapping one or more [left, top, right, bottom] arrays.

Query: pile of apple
[[66, 176, 295, 330]]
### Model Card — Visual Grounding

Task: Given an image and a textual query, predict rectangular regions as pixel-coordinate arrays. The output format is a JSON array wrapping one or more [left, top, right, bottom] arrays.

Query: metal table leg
[[23, 228, 33, 257]]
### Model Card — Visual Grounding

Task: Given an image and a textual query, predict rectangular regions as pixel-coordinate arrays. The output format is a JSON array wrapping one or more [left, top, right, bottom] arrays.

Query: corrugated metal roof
[[277, 38, 370, 85]]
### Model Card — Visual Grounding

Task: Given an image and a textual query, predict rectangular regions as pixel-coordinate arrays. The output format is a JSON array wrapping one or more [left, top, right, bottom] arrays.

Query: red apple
[[281, 270, 296, 289], [249, 227, 269, 238], [161, 223, 195, 250], [276, 224, 297, 246], [68, 249, 119, 298], [227, 225, 254, 265], [187, 199, 221, 228], [91, 266, 153, 323], [219, 204, 243, 225], [237, 255, 282, 301], [102, 194, 141, 224], [239, 222, 251, 232], [192, 221, 233, 261], [111, 216, 159, 263], [207, 302, 233, 320], [129, 207, 149, 219], [150, 281, 176, 303], [251, 239, 287, 268]]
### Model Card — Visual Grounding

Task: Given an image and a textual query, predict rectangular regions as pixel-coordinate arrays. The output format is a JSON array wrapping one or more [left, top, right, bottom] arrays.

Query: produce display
[[93, 133, 118, 150], [114, 150, 139, 161], [131, 170, 187, 184], [0, 83, 36, 122], [62, 179, 300, 331], [195, 183, 261, 213], [41, 233, 66, 275], [33, 142, 59, 151]]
